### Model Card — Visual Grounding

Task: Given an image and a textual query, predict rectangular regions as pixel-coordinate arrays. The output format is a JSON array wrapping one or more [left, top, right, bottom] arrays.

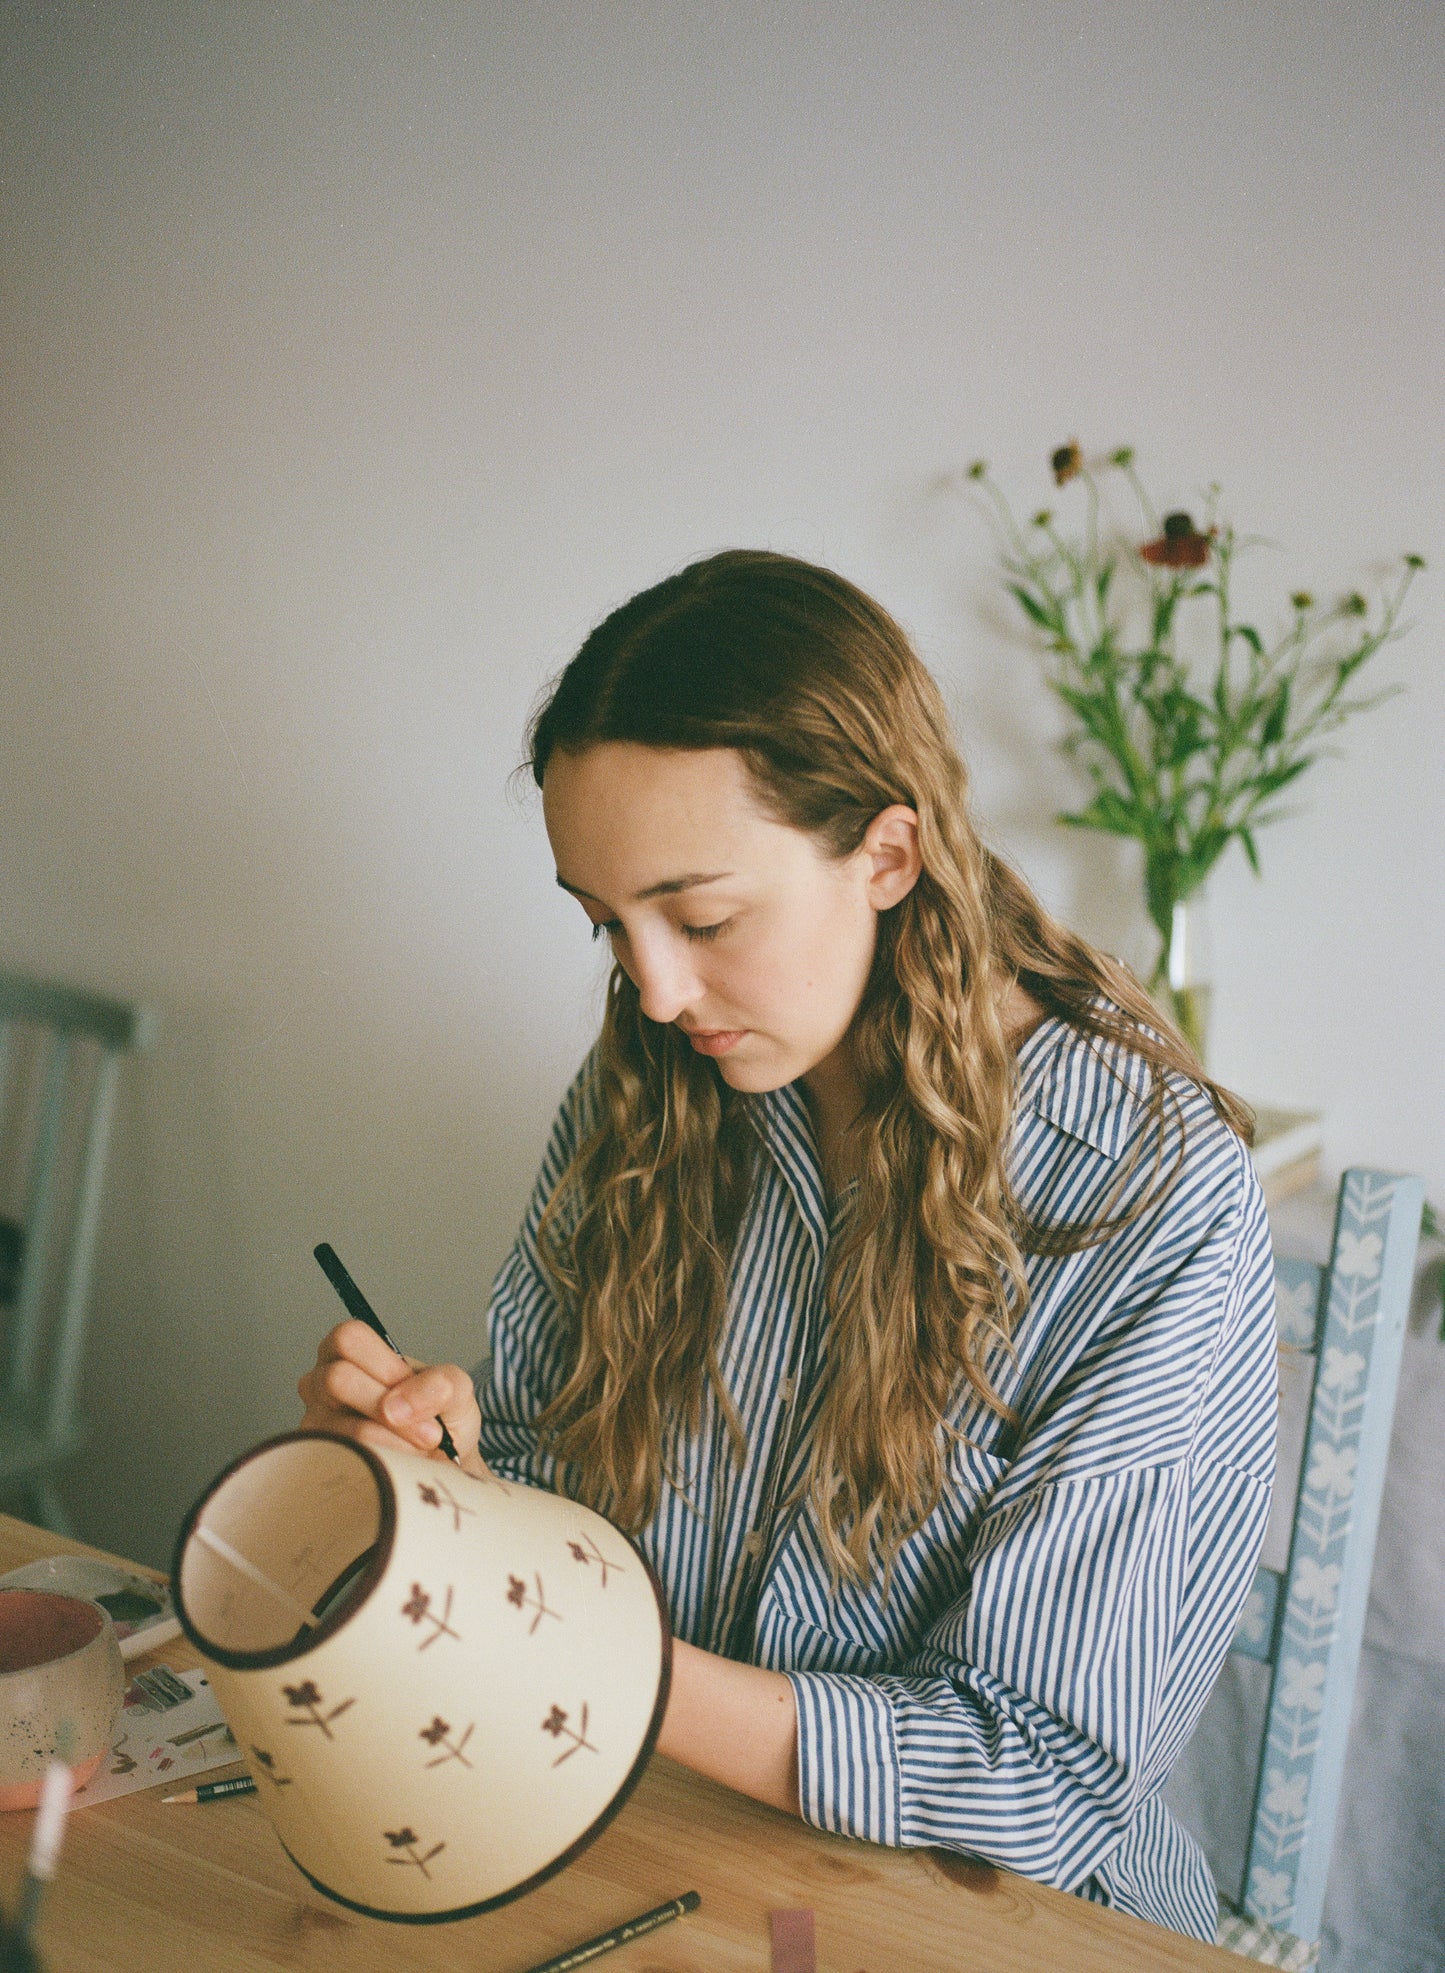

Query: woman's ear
[[861, 805, 922, 910]]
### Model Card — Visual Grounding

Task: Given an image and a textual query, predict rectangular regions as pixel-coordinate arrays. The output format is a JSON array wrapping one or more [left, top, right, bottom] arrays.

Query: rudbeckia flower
[[1051, 440, 1082, 486], [1140, 511, 1214, 569]]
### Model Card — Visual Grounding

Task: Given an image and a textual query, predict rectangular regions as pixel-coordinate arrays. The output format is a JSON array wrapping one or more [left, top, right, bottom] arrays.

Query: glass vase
[[1163, 892, 1212, 1063]]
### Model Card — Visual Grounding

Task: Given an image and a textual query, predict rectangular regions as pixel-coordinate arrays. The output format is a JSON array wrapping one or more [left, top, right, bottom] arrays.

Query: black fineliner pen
[[519, 1892, 701, 1973], [313, 1242, 460, 1463]]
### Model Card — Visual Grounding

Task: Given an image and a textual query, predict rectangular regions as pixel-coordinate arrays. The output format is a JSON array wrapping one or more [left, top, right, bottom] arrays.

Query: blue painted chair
[[1210, 1167, 1424, 1968], [0, 968, 158, 1532]]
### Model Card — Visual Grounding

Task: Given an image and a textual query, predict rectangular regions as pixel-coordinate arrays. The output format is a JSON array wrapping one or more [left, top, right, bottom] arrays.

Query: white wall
[[1, 0, 1441, 1567]]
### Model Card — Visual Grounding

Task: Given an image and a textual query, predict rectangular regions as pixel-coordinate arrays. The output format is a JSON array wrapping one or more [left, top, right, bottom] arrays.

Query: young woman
[[299, 550, 1277, 1944]]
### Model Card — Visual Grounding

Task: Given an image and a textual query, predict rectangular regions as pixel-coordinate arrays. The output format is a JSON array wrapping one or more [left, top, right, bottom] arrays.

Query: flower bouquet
[[962, 441, 1424, 1057]]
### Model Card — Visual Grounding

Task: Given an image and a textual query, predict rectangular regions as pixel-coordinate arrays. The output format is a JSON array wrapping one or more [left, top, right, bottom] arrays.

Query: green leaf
[[1232, 623, 1264, 656], [1177, 831, 1231, 893], [1260, 679, 1290, 747], [1073, 788, 1146, 837], [1007, 583, 1056, 631], [1052, 684, 1126, 756], [1251, 757, 1312, 798], [1239, 827, 1261, 875]]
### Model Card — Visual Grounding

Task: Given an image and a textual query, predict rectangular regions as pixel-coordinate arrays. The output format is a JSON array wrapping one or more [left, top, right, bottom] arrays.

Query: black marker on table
[[520, 1892, 701, 1973], [313, 1242, 460, 1463]]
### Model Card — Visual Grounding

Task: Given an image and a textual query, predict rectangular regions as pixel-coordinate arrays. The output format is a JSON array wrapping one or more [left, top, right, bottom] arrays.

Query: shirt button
[[743, 1530, 765, 1557]]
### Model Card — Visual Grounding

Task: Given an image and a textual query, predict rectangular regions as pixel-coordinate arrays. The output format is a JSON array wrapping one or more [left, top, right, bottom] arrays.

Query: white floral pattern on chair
[[1235, 1170, 1421, 1950]]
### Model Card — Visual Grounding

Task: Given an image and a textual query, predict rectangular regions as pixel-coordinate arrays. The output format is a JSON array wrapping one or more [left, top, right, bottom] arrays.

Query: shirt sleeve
[[785, 1150, 1277, 1901], [475, 1051, 600, 1493]]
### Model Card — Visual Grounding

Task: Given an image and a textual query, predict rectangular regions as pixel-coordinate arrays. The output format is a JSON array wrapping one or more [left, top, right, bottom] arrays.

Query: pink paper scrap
[[770, 1906, 817, 1973]]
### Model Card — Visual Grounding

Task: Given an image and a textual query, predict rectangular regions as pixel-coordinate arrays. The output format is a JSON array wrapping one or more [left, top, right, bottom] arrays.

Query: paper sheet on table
[[75, 1669, 241, 1807]]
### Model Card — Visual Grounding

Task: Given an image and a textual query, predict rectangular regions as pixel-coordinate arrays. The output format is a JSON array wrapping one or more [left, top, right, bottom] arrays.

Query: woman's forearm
[[656, 1638, 801, 1817]]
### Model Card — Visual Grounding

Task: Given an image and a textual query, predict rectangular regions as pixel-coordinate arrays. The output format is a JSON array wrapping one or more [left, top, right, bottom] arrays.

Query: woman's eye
[[588, 917, 727, 944]]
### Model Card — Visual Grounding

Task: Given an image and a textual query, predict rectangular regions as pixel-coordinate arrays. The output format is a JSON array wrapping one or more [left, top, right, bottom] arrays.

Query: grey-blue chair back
[[0, 968, 157, 1531], [1225, 1167, 1423, 1953]]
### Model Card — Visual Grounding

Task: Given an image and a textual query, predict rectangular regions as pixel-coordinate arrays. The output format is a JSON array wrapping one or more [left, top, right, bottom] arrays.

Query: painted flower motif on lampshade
[[172, 1431, 671, 1922]]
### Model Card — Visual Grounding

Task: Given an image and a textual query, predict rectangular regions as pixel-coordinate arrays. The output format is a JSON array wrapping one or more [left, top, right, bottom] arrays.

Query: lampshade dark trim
[[171, 1429, 396, 1672]]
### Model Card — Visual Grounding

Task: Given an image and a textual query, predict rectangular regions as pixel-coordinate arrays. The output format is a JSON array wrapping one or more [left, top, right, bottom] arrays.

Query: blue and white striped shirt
[[479, 1015, 1277, 1941]]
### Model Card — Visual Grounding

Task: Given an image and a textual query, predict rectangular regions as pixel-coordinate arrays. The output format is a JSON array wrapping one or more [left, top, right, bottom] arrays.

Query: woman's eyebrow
[[555, 870, 734, 904]]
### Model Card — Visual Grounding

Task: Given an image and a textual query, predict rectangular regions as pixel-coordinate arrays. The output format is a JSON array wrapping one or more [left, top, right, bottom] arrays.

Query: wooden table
[[0, 1514, 1242, 1972]]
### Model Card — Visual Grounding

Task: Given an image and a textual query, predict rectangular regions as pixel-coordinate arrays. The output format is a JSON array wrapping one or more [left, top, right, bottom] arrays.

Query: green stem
[[1120, 461, 1162, 539], [977, 473, 1032, 562]]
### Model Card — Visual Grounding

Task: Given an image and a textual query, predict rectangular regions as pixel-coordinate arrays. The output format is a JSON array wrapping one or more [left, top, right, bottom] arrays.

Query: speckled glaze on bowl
[[0, 1589, 126, 1809]]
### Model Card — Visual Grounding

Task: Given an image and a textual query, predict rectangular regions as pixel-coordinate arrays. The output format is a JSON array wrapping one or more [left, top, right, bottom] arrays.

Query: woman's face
[[542, 743, 919, 1098]]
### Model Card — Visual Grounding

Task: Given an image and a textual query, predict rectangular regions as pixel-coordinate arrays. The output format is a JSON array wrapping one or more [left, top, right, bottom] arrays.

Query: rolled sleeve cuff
[[787, 1671, 902, 1846]]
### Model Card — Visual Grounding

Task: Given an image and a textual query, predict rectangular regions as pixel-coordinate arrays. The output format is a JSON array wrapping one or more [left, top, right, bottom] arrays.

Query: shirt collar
[[1014, 1012, 1149, 1162], [743, 1009, 1150, 1218], [746, 1080, 831, 1247]]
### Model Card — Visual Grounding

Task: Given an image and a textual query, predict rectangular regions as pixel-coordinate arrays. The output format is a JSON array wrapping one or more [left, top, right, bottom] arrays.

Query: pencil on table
[[520, 1891, 701, 1973], [163, 1774, 258, 1805]]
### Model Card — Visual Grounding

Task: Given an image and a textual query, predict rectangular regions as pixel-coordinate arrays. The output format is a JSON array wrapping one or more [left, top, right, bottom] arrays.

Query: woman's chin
[[713, 1050, 794, 1094]]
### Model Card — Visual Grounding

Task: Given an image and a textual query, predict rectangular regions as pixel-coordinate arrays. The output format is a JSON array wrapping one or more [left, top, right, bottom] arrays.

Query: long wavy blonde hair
[[527, 550, 1251, 1580]]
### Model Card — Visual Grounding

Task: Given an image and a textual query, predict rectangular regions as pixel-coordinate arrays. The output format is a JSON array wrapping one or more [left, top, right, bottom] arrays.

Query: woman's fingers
[[319, 1319, 411, 1385], [297, 1403, 408, 1454], [380, 1363, 481, 1465], [297, 1321, 482, 1467], [297, 1320, 406, 1413], [321, 1355, 398, 1421], [378, 1362, 469, 1428], [352, 1417, 431, 1457]]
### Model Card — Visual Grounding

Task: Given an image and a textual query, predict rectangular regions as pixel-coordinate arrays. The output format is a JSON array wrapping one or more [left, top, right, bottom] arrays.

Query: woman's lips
[[684, 1028, 746, 1057]]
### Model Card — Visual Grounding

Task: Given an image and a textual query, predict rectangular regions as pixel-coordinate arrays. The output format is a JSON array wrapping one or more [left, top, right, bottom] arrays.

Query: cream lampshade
[[172, 1430, 671, 1922]]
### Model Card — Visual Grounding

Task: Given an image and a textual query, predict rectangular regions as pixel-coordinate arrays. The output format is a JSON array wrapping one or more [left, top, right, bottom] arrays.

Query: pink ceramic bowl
[[0, 1588, 125, 1809]]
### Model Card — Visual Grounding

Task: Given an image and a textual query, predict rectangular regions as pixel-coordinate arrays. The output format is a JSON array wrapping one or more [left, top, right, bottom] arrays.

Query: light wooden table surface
[[0, 1513, 1243, 1972]]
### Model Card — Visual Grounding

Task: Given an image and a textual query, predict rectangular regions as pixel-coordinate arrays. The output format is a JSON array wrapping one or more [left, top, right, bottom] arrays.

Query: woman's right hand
[[297, 1321, 490, 1482]]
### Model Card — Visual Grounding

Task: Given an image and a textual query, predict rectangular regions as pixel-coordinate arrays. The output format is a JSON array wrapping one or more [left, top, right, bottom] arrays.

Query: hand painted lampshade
[[172, 1431, 670, 1922]]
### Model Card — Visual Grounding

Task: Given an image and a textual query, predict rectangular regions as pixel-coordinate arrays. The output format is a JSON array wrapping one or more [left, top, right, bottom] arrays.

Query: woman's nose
[[626, 934, 703, 1026]]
